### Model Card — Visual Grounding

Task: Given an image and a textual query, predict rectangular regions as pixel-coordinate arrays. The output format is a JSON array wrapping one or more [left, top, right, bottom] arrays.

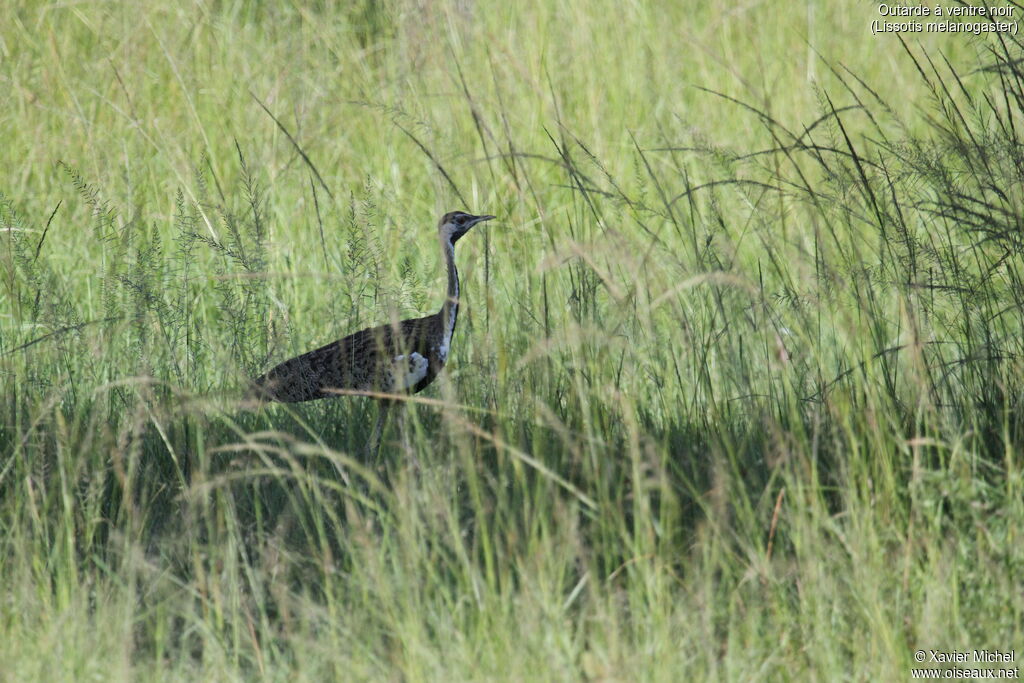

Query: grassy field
[[3, 0, 1023, 679]]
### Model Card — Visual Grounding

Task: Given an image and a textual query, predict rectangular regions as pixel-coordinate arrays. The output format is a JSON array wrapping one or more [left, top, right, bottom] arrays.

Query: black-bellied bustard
[[250, 211, 495, 454]]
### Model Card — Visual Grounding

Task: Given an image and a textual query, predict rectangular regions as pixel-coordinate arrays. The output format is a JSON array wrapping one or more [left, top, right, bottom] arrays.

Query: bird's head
[[438, 211, 495, 245]]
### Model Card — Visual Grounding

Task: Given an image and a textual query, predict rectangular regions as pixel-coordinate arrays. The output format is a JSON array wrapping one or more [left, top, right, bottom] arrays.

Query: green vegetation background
[[2, 0, 1022, 679]]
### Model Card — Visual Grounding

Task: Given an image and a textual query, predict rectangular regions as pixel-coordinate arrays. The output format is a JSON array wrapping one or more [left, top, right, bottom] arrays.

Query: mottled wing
[[251, 316, 434, 403]]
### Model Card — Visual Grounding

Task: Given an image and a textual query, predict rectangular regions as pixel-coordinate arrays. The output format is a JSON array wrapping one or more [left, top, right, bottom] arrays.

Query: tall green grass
[[2, 1, 1022, 679]]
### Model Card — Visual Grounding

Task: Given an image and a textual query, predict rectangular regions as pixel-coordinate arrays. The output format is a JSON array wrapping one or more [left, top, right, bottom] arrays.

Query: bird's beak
[[470, 214, 496, 227]]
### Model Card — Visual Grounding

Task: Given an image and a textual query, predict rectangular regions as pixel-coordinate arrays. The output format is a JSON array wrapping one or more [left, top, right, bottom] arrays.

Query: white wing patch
[[391, 352, 429, 391]]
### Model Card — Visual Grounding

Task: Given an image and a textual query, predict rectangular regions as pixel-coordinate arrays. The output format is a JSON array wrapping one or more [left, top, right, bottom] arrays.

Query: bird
[[250, 210, 495, 454]]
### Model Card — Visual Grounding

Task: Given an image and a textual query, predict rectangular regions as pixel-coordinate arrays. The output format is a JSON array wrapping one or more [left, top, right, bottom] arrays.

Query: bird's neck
[[441, 237, 459, 331]]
